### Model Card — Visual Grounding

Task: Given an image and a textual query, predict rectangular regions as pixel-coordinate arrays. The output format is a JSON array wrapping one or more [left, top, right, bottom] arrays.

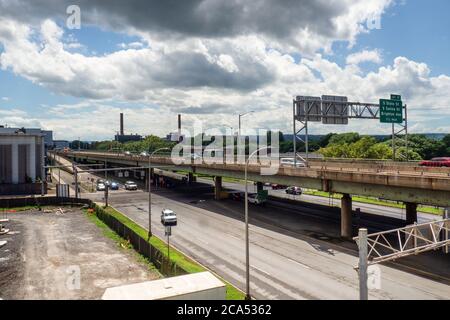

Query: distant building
[[165, 132, 184, 142], [115, 134, 143, 143], [0, 127, 45, 189]]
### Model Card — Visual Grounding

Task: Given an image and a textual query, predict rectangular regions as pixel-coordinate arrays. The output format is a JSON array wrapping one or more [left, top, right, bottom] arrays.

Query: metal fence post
[[358, 228, 369, 300]]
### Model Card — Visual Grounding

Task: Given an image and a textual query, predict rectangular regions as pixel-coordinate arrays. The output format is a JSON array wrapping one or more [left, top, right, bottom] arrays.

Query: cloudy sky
[[0, 0, 450, 140]]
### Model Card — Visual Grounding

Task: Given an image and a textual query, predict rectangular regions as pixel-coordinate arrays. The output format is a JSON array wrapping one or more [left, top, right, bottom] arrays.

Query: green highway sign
[[390, 94, 402, 101], [380, 99, 403, 123]]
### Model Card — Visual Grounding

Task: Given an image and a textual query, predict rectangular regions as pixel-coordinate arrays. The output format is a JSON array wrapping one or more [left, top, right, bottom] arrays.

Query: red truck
[[419, 157, 450, 167]]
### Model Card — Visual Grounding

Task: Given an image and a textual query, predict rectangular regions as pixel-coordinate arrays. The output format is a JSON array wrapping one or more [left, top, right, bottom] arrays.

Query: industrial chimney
[[178, 114, 182, 142], [120, 113, 124, 135]]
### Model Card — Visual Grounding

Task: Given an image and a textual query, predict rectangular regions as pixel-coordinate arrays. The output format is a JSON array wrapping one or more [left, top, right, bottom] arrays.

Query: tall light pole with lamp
[[244, 145, 268, 300], [148, 147, 171, 238], [238, 111, 254, 137]]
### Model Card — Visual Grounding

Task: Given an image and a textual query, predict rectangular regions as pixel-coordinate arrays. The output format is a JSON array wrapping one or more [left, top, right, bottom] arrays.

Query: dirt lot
[[0, 207, 160, 299]]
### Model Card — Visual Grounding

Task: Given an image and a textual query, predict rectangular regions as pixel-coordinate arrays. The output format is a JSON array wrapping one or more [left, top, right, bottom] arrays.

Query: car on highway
[[161, 209, 177, 226], [271, 184, 287, 190], [105, 180, 119, 190], [247, 193, 266, 205], [285, 186, 302, 195], [96, 182, 106, 191], [280, 158, 306, 168], [419, 157, 450, 167], [140, 151, 149, 157], [229, 191, 245, 201], [124, 181, 138, 190], [123, 151, 132, 156]]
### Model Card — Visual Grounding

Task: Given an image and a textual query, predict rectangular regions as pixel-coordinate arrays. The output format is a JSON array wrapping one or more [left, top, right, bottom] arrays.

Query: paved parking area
[[0, 207, 160, 299]]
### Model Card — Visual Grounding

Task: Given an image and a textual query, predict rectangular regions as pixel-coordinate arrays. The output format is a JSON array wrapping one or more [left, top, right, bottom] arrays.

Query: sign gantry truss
[[354, 219, 450, 266], [293, 95, 408, 165]]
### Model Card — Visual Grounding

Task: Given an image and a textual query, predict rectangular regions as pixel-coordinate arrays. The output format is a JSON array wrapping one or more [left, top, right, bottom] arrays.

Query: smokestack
[[178, 114, 182, 142], [120, 113, 124, 135]]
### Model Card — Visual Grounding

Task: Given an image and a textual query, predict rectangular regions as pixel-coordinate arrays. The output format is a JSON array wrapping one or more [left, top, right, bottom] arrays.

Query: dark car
[[230, 192, 245, 201], [271, 184, 287, 190], [106, 181, 119, 190], [419, 157, 450, 167], [285, 186, 302, 195]]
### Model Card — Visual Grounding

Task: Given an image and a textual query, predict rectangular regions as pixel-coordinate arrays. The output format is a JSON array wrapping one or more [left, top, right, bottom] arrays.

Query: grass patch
[[84, 208, 161, 276], [302, 190, 444, 215], [99, 205, 245, 300]]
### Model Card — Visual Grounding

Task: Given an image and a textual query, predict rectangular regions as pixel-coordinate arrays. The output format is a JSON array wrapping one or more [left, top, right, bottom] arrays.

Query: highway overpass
[[61, 151, 450, 238]]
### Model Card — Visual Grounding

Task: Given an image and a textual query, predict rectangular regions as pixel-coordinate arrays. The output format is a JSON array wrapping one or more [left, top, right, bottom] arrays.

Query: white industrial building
[[0, 127, 46, 185]]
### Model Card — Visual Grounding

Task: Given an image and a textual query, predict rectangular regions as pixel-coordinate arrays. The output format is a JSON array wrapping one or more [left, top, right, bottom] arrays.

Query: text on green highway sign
[[380, 99, 403, 123]]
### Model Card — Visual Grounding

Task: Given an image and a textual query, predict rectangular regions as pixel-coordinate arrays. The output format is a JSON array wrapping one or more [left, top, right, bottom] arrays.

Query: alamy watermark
[[66, 5, 81, 30], [65, 265, 81, 290], [170, 121, 281, 176]]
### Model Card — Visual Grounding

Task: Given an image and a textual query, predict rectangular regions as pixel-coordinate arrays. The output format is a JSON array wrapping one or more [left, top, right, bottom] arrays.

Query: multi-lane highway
[[84, 187, 449, 300], [49, 157, 450, 299]]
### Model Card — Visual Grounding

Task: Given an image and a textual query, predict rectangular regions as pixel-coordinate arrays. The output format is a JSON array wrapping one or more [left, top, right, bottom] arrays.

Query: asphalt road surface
[[86, 188, 450, 300]]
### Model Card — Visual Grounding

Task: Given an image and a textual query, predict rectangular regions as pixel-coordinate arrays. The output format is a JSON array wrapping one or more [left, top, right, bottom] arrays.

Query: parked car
[[285, 186, 302, 195], [96, 182, 106, 191], [124, 181, 138, 190], [419, 157, 450, 167], [124, 151, 132, 156], [161, 209, 177, 226], [271, 184, 287, 190], [140, 151, 149, 157]]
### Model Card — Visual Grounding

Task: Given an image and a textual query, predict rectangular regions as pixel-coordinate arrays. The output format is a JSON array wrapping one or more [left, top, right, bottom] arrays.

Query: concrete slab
[[102, 271, 226, 300]]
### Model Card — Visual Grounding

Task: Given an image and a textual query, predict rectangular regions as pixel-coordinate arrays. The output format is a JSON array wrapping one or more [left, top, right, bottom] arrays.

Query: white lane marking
[[287, 258, 311, 269], [251, 265, 272, 277], [228, 234, 240, 241]]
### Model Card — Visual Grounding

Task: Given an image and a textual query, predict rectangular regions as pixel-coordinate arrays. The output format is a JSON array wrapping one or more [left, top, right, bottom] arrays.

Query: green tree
[[328, 132, 360, 145]]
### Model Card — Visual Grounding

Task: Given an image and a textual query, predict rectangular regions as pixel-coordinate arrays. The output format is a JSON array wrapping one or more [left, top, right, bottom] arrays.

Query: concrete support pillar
[[214, 176, 222, 200], [28, 143, 36, 182], [405, 202, 418, 225], [188, 172, 195, 184], [341, 193, 353, 239], [256, 182, 264, 193], [11, 143, 19, 184]]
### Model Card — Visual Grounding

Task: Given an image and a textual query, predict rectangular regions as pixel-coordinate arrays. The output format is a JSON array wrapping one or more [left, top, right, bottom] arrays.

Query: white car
[[280, 158, 306, 168], [247, 193, 266, 205], [161, 209, 177, 226], [96, 183, 106, 191]]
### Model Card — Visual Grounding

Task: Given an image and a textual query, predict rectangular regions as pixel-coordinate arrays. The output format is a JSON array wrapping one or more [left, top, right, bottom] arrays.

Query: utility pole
[[358, 228, 369, 300], [73, 164, 78, 199]]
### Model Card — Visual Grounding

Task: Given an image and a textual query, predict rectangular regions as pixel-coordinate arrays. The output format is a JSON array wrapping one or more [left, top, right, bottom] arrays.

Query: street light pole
[[238, 111, 254, 137], [244, 146, 268, 300], [148, 147, 170, 239]]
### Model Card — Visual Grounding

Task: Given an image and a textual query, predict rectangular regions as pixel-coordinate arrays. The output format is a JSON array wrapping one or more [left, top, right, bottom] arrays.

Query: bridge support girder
[[341, 193, 353, 239]]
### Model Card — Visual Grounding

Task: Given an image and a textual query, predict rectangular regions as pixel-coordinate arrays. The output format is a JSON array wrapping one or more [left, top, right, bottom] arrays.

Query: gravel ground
[[0, 207, 160, 299]]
